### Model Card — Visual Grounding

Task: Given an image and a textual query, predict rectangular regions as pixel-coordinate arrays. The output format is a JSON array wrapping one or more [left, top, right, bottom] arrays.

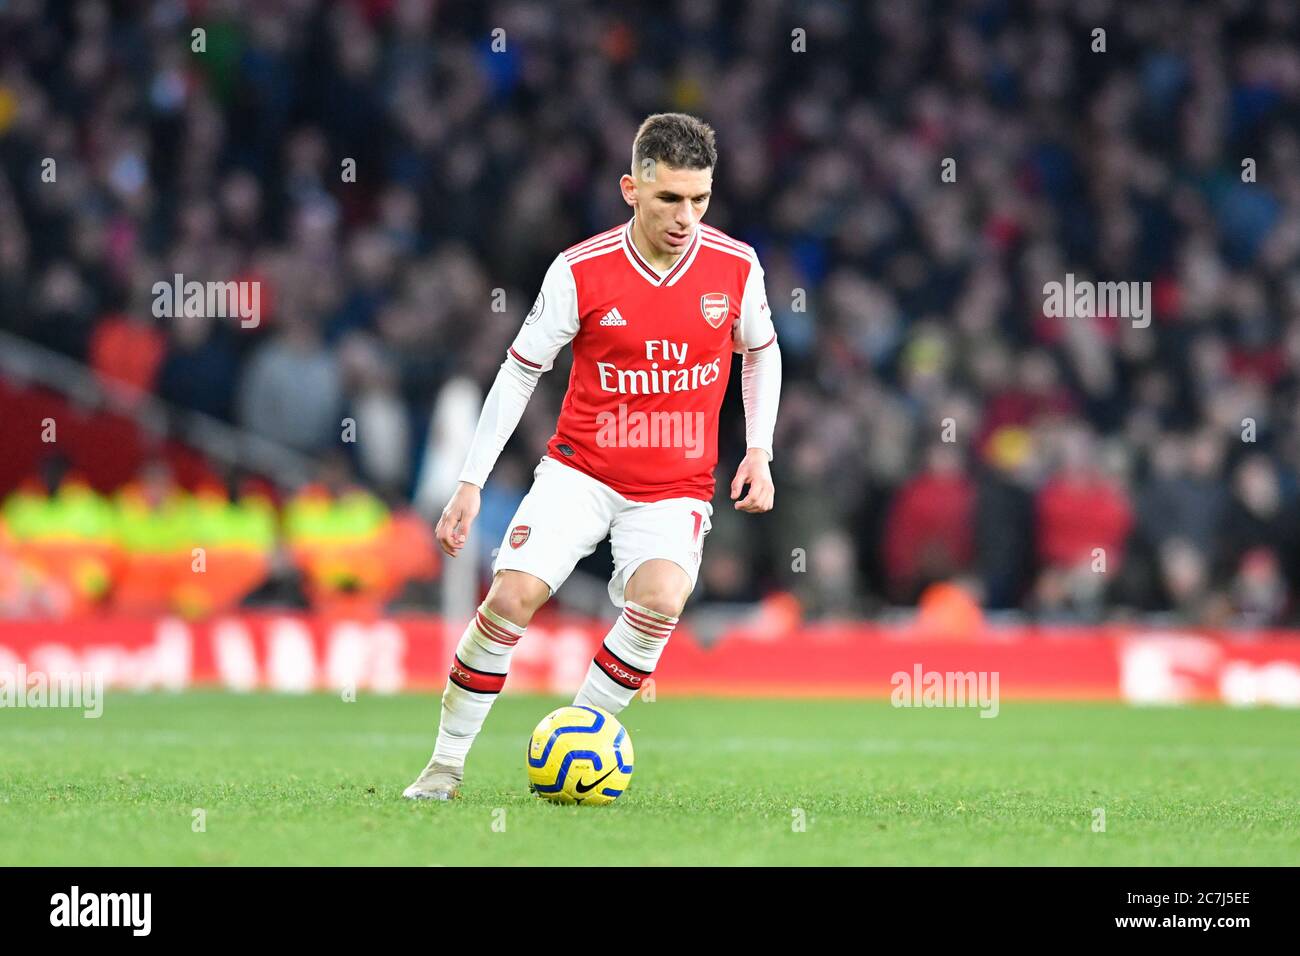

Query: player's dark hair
[[632, 113, 717, 174]]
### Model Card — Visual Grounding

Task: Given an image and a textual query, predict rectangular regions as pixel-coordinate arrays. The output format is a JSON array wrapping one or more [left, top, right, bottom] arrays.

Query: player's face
[[622, 162, 712, 258]]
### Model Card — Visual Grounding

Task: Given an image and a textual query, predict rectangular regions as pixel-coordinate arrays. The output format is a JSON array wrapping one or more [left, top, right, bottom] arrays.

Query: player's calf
[[405, 572, 549, 799], [573, 560, 690, 714]]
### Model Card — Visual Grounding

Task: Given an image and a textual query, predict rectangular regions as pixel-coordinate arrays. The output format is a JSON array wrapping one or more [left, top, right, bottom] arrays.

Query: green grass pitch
[[1, 692, 1296, 865]]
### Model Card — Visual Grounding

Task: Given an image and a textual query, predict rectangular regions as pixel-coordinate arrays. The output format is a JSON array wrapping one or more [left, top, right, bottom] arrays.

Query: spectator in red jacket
[[1037, 426, 1133, 567], [882, 442, 976, 603], [1033, 424, 1134, 616]]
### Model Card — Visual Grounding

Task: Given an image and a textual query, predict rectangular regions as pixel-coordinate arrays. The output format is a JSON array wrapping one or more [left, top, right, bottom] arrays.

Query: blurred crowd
[[3, 0, 1300, 626]]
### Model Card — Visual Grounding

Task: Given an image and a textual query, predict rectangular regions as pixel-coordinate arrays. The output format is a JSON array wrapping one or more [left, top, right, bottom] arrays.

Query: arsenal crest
[[509, 525, 531, 549], [700, 292, 729, 329]]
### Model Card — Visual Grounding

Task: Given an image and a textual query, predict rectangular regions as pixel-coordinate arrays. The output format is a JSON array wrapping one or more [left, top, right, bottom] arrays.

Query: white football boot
[[402, 757, 463, 800]]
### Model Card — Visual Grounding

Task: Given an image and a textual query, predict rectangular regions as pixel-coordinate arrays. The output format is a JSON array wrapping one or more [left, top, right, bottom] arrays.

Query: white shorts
[[492, 455, 713, 607]]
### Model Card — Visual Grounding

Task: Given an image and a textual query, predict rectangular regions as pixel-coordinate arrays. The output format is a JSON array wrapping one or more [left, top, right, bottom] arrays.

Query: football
[[526, 705, 634, 806]]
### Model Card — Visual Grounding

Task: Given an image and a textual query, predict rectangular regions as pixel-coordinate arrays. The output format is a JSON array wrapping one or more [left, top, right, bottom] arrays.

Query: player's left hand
[[730, 448, 775, 513]]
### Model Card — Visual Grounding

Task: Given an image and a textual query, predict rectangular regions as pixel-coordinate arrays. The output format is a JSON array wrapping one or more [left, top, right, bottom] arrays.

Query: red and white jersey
[[507, 217, 778, 502]]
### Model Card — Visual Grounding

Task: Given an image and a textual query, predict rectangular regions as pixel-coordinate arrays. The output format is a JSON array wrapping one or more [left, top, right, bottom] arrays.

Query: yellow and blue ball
[[527, 705, 634, 806]]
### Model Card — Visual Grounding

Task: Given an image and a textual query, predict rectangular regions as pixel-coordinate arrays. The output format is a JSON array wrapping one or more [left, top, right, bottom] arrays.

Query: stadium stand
[[2, 0, 1300, 627]]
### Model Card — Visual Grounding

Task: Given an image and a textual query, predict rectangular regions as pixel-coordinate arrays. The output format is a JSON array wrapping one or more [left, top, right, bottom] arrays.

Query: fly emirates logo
[[595, 340, 722, 396], [594, 341, 713, 459]]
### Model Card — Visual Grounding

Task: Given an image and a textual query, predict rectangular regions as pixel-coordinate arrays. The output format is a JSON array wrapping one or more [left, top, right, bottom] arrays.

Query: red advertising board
[[0, 614, 1298, 706]]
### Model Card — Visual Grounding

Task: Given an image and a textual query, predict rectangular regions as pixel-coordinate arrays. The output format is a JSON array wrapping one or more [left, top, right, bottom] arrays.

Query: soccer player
[[404, 113, 782, 799]]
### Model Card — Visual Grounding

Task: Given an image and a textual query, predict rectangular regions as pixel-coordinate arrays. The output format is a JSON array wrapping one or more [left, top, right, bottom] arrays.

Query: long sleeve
[[456, 253, 580, 487], [741, 339, 782, 460], [456, 359, 543, 487], [732, 253, 781, 461]]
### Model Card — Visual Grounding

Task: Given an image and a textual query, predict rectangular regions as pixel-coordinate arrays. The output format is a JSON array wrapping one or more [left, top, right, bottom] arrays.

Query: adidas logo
[[599, 308, 628, 327]]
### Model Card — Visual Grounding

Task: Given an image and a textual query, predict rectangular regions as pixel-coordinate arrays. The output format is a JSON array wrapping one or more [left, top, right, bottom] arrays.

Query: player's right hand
[[435, 482, 481, 557]]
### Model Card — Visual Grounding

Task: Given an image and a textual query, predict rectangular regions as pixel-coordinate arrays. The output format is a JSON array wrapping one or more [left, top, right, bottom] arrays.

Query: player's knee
[[630, 592, 686, 619], [485, 571, 550, 626], [625, 568, 691, 618]]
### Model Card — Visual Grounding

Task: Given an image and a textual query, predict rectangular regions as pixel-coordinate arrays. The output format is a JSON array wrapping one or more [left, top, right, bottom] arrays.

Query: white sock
[[573, 602, 677, 714], [431, 603, 525, 767]]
